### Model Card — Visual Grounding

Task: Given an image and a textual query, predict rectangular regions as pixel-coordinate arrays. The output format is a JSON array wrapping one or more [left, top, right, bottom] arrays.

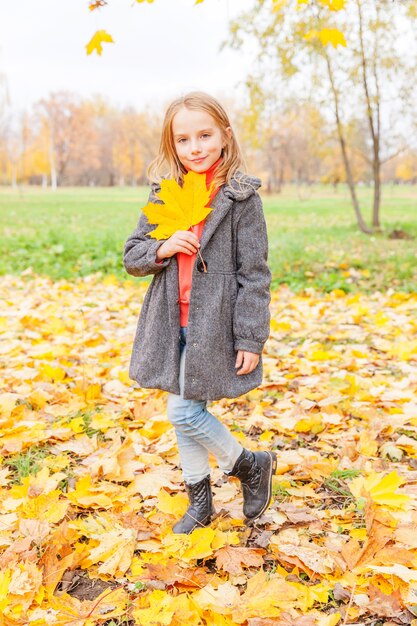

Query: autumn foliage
[[1, 273, 417, 623], [142, 171, 214, 239]]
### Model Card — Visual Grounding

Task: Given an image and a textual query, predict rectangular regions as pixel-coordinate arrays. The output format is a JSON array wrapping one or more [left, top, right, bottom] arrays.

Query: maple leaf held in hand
[[142, 170, 214, 240]]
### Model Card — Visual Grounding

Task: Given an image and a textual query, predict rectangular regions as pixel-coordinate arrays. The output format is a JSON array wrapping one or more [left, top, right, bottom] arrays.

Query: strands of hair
[[147, 91, 249, 194]]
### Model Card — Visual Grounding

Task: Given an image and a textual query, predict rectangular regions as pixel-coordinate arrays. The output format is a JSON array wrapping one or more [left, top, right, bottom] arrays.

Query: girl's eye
[[202, 134, 210, 139], [178, 138, 187, 143]]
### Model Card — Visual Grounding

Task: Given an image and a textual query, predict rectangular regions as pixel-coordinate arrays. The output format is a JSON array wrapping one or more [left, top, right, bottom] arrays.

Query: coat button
[[192, 378, 195, 383], [193, 342, 197, 347]]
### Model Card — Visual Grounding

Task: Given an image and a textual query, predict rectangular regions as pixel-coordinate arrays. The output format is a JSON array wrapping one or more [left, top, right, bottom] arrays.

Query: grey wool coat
[[123, 171, 272, 401]]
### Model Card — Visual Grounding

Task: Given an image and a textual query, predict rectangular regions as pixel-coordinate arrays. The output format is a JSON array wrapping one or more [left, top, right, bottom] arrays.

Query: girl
[[123, 91, 276, 534]]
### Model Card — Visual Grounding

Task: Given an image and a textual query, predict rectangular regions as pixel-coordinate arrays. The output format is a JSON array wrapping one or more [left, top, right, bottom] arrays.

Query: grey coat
[[123, 172, 271, 401]]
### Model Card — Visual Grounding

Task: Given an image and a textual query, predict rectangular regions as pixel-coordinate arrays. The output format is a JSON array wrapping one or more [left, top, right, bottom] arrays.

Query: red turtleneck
[[177, 157, 221, 326], [155, 156, 222, 327]]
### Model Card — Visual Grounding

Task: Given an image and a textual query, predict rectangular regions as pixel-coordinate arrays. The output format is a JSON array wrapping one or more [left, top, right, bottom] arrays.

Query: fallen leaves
[[1, 275, 417, 623], [349, 470, 411, 509], [215, 546, 265, 575]]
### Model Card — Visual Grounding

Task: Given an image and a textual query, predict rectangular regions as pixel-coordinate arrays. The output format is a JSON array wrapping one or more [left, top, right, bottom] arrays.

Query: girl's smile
[[172, 107, 232, 173]]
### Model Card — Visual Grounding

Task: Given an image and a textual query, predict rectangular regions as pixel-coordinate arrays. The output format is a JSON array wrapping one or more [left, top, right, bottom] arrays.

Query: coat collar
[[199, 172, 262, 254], [198, 185, 234, 254]]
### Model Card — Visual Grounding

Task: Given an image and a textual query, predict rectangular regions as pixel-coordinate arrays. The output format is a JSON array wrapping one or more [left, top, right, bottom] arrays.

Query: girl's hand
[[235, 350, 260, 375], [156, 231, 200, 260]]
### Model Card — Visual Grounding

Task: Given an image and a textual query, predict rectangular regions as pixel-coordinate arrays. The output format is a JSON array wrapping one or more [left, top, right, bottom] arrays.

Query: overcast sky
[[0, 0, 254, 115]]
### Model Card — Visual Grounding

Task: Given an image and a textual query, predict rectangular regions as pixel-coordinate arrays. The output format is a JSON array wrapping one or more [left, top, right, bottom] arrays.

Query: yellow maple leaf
[[70, 513, 136, 575], [66, 474, 114, 508], [358, 429, 379, 456], [231, 569, 296, 621], [38, 363, 67, 382], [156, 488, 188, 518], [85, 30, 114, 56], [0, 569, 12, 612], [7, 562, 43, 613], [162, 526, 217, 562], [0, 392, 20, 418], [20, 490, 69, 524], [142, 170, 214, 240], [349, 470, 410, 509], [132, 589, 196, 625]]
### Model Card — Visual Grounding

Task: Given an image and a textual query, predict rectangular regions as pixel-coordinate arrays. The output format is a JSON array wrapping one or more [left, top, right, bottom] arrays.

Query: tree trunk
[[277, 159, 284, 193], [324, 51, 373, 234], [11, 164, 17, 189], [373, 146, 382, 229], [49, 128, 57, 191], [356, 0, 382, 230]]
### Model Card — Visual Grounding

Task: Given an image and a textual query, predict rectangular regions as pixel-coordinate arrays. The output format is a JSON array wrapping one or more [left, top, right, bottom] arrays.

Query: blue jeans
[[166, 326, 243, 484]]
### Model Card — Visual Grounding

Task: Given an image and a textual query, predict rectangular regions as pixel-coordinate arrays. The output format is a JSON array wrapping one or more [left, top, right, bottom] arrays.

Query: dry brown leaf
[[215, 546, 265, 575]]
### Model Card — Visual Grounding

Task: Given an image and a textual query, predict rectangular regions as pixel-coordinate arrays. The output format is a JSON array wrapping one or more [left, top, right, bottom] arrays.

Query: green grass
[[0, 183, 416, 292], [5, 445, 51, 484]]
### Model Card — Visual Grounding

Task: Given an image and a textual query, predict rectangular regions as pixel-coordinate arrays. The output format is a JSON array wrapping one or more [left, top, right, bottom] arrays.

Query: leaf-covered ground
[[1, 273, 417, 625]]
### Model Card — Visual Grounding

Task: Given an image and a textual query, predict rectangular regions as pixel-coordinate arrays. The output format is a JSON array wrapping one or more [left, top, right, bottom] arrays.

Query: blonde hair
[[147, 91, 246, 191]]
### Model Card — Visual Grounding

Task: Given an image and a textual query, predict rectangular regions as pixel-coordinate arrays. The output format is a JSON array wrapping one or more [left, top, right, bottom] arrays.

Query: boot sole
[[245, 451, 277, 523]]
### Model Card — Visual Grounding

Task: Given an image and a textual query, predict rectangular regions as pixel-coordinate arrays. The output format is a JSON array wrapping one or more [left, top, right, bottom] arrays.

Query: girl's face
[[172, 107, 232, 173]]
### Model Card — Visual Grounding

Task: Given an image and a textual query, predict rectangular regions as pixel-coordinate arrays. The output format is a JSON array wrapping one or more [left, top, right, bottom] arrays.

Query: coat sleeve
[[233, 192, 271, 354], [123, 188, 172, 278]]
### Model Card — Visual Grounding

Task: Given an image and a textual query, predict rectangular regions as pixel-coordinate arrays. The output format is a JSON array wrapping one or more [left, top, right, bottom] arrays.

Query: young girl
[[123, 91, 276, 534]]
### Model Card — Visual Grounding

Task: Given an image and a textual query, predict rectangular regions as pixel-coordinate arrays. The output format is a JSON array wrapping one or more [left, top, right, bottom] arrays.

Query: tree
[[35, 92, 100, 188], [84, 0, 348, 55], [226, 0, 417, 234], [112, 108, 145, 186]]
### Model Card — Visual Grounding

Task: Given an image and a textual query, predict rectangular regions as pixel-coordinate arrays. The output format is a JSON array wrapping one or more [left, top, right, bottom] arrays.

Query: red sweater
[[155, 157, 222, 326], [178, 158, 221, 326]]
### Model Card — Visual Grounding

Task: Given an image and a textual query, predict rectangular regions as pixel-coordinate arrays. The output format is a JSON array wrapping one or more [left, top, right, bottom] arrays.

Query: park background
[[1, 1, 417, 625]]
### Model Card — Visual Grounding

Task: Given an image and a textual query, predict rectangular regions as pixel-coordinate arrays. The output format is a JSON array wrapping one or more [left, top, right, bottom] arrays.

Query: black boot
[[172, 475, 215, 534], [226, 449, 277, 521]]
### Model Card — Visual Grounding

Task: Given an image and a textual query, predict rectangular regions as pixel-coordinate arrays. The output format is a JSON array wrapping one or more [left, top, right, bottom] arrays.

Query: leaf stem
[[197, 248, 207, 273]]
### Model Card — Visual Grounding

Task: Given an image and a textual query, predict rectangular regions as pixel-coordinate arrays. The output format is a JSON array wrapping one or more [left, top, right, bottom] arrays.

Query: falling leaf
[[85, 30, 114, 55]]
